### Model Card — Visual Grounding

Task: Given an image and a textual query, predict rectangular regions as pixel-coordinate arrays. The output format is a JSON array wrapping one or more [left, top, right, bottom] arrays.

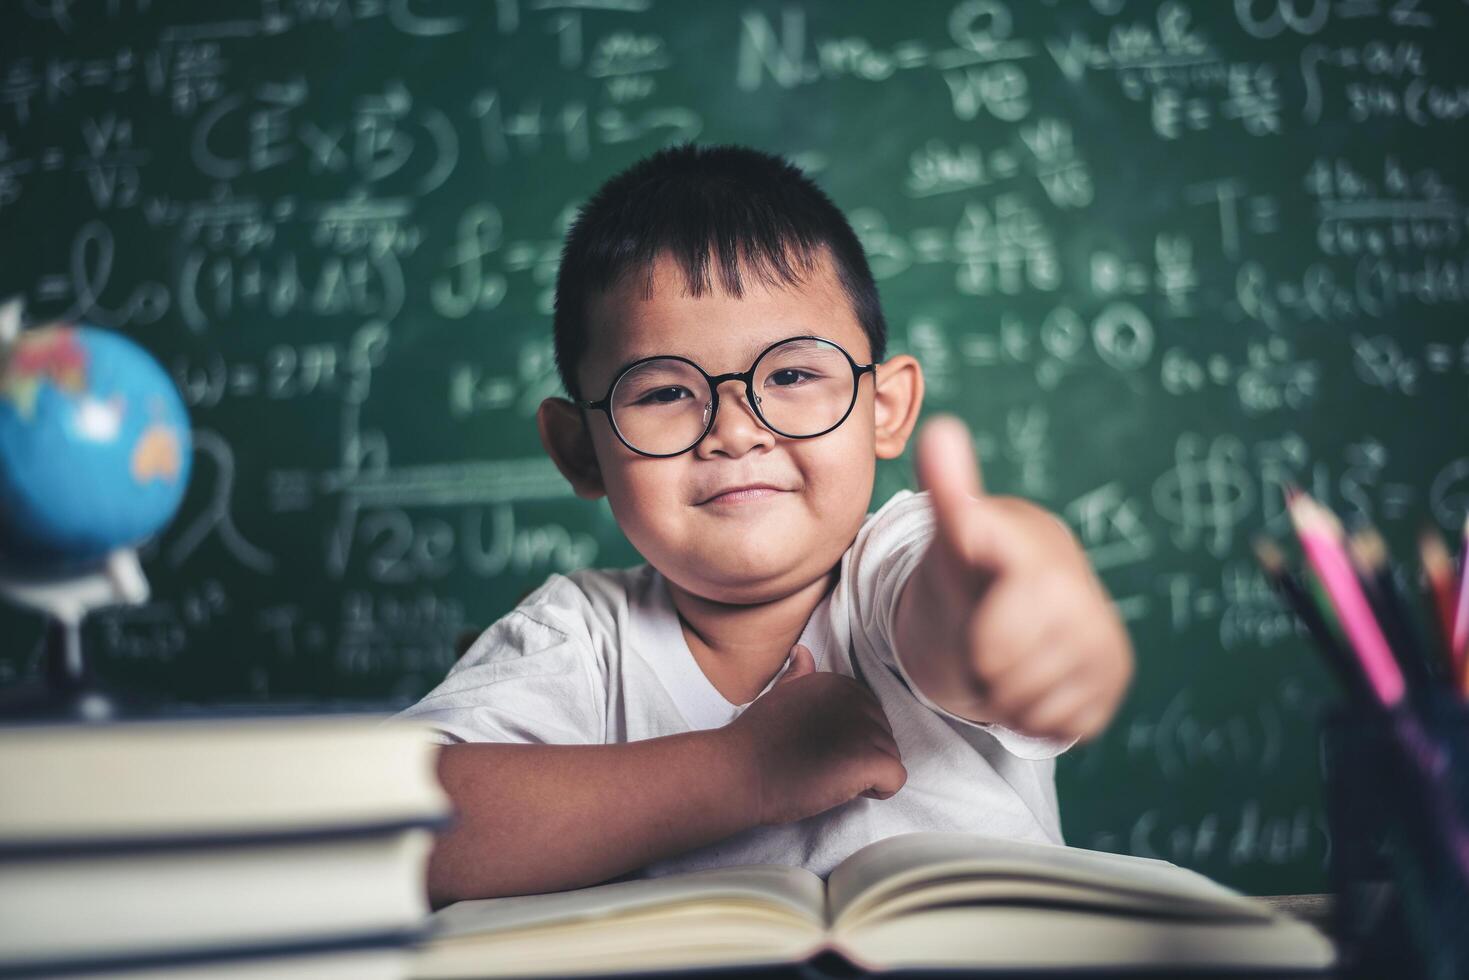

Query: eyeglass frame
[[575, 334, 878, 459]]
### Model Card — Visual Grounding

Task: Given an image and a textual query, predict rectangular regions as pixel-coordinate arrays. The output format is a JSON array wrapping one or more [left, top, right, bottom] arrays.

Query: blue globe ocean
[[0, 324, 192, 569]]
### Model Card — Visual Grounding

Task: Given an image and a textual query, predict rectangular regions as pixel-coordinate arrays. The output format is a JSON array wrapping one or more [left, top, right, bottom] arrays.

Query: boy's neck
[[667, 570, 836, 705]]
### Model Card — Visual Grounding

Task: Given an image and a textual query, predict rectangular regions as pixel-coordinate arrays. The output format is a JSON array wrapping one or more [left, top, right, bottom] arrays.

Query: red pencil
[[1420, 526, 1459, 683]]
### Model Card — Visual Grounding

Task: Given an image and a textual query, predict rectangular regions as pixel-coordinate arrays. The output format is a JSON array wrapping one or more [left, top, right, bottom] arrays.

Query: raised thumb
[[775, 643, 815, 685], [915, 415, 1008, 571]]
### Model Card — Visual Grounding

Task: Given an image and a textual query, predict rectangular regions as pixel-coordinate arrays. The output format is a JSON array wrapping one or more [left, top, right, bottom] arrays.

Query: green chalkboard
[[2, 0, 1467, 895]]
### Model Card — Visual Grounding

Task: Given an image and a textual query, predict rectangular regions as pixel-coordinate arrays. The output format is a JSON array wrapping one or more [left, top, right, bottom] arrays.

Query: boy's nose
[[695, 378, 775, 459]]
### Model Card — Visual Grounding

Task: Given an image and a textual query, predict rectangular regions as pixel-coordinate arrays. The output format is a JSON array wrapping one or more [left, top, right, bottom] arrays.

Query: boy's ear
[[537, 398, 607, 500], [872, 354, 924, 460]]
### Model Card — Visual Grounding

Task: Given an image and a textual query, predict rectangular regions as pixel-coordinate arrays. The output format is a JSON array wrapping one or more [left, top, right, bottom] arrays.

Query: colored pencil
[[1274, 496, 1469, 885], [1305, 574, 1345, 640], [1348, 525, 1433, 694], [1253, 535, 1370, 704], [1454, 514, 1469, 672], [1421, 526, 1459, 681], [1284, 489, 1405, 708]]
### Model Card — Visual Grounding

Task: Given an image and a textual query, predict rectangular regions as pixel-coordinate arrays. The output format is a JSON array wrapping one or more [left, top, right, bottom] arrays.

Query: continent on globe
[[132, 423, 183, 484], [0, 327, 87, 419]]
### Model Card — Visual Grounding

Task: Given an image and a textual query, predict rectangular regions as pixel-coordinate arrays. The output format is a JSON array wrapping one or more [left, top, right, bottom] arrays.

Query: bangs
[[581, 175, 827, 302], [553, 144, 886, 399]]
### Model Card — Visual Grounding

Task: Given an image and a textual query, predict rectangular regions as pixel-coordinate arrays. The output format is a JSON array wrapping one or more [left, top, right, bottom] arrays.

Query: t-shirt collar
[[632, 568, 829, 730]]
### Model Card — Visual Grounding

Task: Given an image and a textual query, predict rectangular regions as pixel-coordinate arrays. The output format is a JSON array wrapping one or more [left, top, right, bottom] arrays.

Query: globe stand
[[0, 549, 150, 722]]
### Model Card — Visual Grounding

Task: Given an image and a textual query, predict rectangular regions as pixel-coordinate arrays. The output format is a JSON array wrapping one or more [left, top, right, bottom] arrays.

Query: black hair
[[551, 143, 887, 400]]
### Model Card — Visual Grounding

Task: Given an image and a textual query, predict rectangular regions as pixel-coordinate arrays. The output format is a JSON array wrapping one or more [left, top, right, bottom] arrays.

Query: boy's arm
[[427, 649, 909, 907], [891, 417, 1132, 742], [892, 550, 996, 723], [428, 729, 752, 906]]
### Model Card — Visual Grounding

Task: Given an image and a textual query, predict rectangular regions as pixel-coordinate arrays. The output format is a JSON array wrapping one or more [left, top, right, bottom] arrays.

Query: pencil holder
[[1321, 693, 1469, 980]]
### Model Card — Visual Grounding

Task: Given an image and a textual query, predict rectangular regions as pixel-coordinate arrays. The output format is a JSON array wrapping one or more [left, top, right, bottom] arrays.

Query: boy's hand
[[722, 644, 907, 827], [900, 415, 1133, 742]]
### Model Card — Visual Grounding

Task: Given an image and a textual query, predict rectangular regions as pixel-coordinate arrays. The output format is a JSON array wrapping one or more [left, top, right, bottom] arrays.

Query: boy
[[399, 144, 1133, 906]]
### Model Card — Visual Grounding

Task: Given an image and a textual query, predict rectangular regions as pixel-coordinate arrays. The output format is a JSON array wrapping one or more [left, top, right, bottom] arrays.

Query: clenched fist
[[895, 415, 1133, 742], [721, 643, 907, 826]]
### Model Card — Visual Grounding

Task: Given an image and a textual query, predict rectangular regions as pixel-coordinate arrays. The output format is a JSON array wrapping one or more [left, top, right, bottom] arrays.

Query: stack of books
[[1, 713, 449, 979]]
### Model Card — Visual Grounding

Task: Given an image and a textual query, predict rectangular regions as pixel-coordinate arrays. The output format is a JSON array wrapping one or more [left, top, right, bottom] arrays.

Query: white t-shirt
[[395, 489, 1071, 880]]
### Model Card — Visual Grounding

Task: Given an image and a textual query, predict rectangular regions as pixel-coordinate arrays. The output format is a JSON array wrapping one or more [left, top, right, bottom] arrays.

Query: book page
[[430, 864, 826, 942], [835, 905, 1335, 974], [826, 832, 1271, 931]]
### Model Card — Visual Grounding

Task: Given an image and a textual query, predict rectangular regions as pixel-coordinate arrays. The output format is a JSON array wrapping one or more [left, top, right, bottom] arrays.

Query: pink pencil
[[1453, 514, 1469, 665], [1285, 489, 1406, 707]]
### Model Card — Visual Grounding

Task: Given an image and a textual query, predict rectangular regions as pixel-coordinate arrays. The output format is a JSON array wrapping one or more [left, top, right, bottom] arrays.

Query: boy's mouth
[[696, 482, 789, 505]]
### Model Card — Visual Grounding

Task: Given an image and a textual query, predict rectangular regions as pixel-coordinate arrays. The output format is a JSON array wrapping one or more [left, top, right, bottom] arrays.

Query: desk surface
[[1257, 894, 1334, 933]]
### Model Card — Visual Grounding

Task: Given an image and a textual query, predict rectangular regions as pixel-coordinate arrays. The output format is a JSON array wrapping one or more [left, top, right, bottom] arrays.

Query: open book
[[411, 832, 1335, 977]]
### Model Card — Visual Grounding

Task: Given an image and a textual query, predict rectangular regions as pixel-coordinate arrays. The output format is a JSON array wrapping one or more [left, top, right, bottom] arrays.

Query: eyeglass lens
[[608, 338, 858, 456]]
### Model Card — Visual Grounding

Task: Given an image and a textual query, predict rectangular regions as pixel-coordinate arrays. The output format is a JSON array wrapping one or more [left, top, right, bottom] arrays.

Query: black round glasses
[[576, 335, 877, 458]]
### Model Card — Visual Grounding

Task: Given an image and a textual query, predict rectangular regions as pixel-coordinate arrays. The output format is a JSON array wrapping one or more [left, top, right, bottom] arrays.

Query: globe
[[0, 322, 191, 570]]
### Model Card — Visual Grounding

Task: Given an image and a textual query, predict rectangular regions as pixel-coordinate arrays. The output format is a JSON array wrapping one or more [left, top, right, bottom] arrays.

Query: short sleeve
[[847, 490, 1076, 762], [392, 576, 606, 746]]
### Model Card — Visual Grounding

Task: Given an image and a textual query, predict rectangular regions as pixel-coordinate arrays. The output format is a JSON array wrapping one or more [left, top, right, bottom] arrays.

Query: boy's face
[[543, 249, 922, 606]]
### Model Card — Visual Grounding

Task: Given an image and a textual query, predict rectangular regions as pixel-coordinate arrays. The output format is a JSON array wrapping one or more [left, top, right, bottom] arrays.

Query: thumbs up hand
[[893, 415, 1133, 742]]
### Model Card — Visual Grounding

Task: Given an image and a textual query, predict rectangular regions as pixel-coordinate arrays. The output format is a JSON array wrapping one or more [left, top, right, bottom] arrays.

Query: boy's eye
[[634, 385, 694, 405], [767, 368, 818, 387]]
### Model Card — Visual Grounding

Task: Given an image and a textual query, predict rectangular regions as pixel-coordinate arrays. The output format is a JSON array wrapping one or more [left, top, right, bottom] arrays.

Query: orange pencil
[[1348, 525, 1432, 695], [1420, 526, 1459, 682]]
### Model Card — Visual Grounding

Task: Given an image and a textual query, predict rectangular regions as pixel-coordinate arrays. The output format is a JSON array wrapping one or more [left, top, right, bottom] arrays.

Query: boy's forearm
[[427, 729, 756, 906], [892, 556, 997, 724]]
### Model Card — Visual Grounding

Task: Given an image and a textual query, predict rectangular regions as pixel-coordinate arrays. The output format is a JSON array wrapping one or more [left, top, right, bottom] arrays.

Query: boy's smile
[[539, 243, 922, 701], [699, 486, 787, 506]]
